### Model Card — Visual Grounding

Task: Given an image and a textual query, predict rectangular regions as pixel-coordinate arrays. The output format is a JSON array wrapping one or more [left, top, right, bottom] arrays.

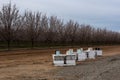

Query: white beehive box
[[66, 49, 73, 55], [53, 54, 66, 66], [77, 49, 82, 54], [88, 47, 93, 51], [87, 51, 96, 59], [96, 50, 103, 56], [66, 54, 76, 65], [78, 52, 87, 61], [53, 54, 76, 66]]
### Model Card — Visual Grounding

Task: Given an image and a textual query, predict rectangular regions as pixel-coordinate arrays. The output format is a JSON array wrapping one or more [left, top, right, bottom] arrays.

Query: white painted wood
[[53, 54, 76, 66], [78, 52, 87, 61], [52, 48, 103, 66], [52, 54, 65, 66], [96, 50, 103, 56], [88, 51, 96, 59], [66, 54, 76, 65]]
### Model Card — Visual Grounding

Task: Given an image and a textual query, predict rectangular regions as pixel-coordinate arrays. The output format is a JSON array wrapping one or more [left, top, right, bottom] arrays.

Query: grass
[[0, 41, 120, 50]]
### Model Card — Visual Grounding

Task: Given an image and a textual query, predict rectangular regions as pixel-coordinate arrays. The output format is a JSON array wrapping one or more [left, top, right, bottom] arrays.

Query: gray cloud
[[0, 0, 120, 31]]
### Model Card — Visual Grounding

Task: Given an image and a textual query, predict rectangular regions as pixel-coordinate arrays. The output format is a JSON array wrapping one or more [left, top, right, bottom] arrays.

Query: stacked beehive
[[52, 48, 103, 66]]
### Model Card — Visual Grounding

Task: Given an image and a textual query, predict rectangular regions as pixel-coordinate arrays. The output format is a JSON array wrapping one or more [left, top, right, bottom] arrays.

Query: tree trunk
[[7, 40, 10, 50], [31, 39, 34, 49]]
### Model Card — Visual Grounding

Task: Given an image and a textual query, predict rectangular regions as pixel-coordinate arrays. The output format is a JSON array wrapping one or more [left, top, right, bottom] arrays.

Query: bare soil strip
[[0, 46, 120, 80]]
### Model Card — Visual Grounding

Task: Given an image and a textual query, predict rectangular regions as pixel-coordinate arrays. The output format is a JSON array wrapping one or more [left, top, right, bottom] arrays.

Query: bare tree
[[24, 11, 41, 48], [55, 19, 64, 43], [47, 16, 62, 43], [0, 3, 120, 49], [65, 20, 79, 45], [0, 3, 20, 50], [12, 15, 26, 46], [40, 14, 49, 43]]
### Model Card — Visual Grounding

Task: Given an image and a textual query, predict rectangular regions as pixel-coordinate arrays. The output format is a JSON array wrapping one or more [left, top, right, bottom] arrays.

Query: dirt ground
[[0, 46, 120, 80]]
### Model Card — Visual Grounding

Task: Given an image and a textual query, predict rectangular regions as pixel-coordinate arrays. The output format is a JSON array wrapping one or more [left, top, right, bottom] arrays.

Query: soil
[[0, 45, 120, 80]]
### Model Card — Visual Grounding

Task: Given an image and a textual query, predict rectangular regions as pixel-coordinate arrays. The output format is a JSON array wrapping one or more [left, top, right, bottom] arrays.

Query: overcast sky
[[0, 0, 120, 31]]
